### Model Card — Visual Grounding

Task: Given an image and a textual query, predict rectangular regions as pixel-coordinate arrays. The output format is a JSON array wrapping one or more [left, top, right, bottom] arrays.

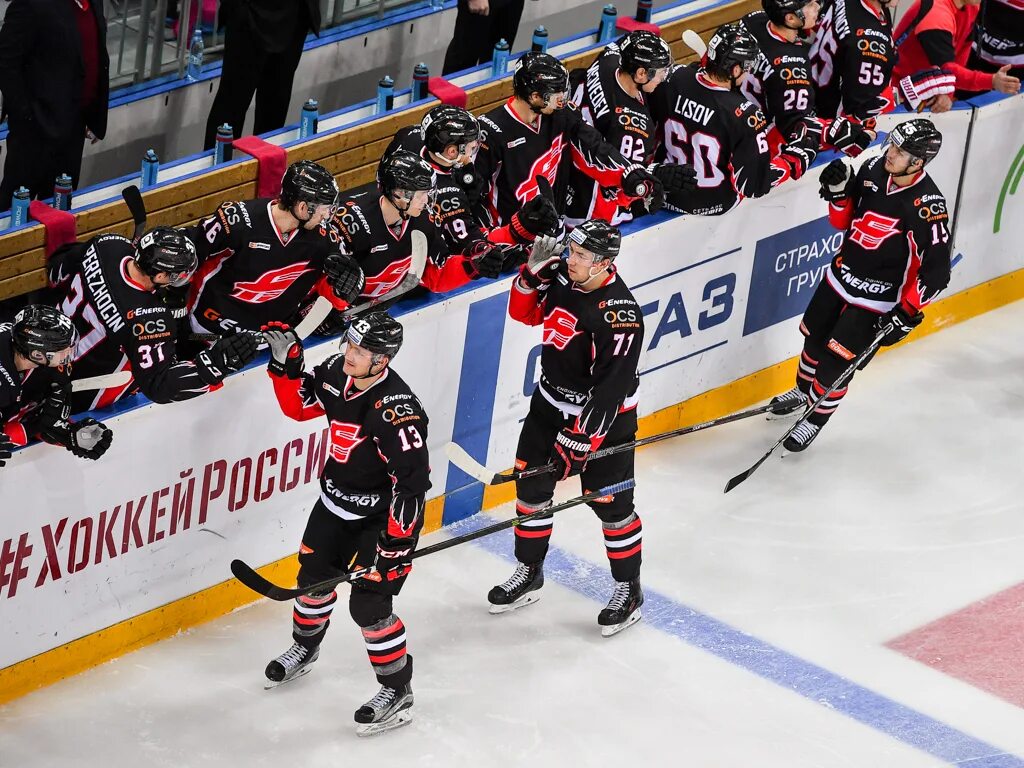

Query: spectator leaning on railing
[[893, 0, 1021, 110], [0, 0, 110, 210]]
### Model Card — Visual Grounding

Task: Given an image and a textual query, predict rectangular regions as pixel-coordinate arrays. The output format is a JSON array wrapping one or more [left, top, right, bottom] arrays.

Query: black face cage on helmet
[[12, 305, 79, 361], [421, 106, 480, 158], [569, 220, 622, 261]]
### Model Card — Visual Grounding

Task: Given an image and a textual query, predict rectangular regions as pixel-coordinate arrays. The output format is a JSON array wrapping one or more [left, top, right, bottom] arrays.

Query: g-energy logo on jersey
[[848, 211, 901, 249], [542, 307, 582, 350], [328, 421, 367, 463], [914, 195, 947, 222], [514, 136, 565, 204], [599, 298, 641, 327], [230, 262, 313, 303]]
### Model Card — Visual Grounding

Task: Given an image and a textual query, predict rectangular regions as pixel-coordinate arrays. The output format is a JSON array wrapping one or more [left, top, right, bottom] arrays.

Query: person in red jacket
[[894, 0, 1021, 111]]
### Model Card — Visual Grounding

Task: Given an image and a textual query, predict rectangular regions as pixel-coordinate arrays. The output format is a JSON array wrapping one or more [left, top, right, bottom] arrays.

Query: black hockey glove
[[42, 416, 114, 460], [792, 117, 824, 150], [154, 284, 191, 319], [623, 165, 665, 212], [262, 321, 304, 378], [364, 534, 416, 585], [195, 328, 260, 385], [312, 309, 352, 338], [466, 240, 505, 279], [0, 432, 14, 468], [510, 194, 560, 243], [824, 116, 873, 157], [323, 251, 365, 304], [37, 382, 72, 435], [898, 68, 956, 112], [818, 159, 855, 203], [454, 166, 486, 210], [777, 143, 817, 181], [877, 305, 923, 346], [519, 235, 563, 290], [652, 162, 697, 198], [551, 426, 592, 481]]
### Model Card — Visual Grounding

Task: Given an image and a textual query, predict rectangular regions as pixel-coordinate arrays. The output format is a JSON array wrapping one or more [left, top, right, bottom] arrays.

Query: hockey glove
[[792, 117, 824, 150], [196, 328, 260, 385], [364, 534, 416, 584], [42, 416, 114, 460], [262, 321, 304, 378], [519, 235, 564, 290], [466, 239, 505, 279], [155, 284, 191, 320], [776, 143, 817, 182], [898, 68, 956, 112], [37, 382, 72, 435], [0, 432, 13, 468], [824, 116, 874, 157], [323, 251, 365, 304], [510, 194, 561, 243], [877, 305, 923, 346], [651, 162, 697, 198], [551, 426, 592, 481], [312, 309, 352, 338], [819, 159, 855, 203], [455, 166, 486, 209], [623, 165, 665, 212]]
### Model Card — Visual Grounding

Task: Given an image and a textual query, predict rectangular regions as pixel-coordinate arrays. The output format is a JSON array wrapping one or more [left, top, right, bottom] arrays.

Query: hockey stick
[[292, 230, 429, 340], [445, 400, 793, 486], [682, 29, 708, 58], [723, 323, 892, 493], [121, 184, 147, 245], [230, 478, 636, 601], [71, 370, 133, 392]]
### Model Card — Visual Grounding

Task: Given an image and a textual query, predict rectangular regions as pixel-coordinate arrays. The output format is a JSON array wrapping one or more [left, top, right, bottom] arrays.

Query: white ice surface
[[3, 300, 1024, 768]]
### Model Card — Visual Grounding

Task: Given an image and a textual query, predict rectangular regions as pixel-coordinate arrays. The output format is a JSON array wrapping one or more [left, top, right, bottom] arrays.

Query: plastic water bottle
[[376, 76, 395, 115], [491, 39, 510, 76], [141, 149, 160, 189], [10, 187, 30, 228], [215, 124, 234, 164], [53, 174, 73, 211], [412, 63, 429, 102], [532, 26, 549, 53], [187, 30, 204, 82], [599, 5, 618, 43], [636, 0, 653, 22], [429, 0, 444, 8], [300, 99, 319, 139]]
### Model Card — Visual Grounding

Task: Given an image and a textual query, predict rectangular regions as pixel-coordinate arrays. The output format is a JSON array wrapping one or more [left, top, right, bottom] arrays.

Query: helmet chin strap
[[890, 154, 923, 179], [389, 193, 413, 220], [351, 354, 389, 379]]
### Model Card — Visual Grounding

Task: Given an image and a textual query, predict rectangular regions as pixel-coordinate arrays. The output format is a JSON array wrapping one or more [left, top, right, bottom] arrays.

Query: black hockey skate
[[354, 682, 414, 736], [598, 579, 644, 637], [767, 386, 806, 418], [264, 642, 319, 689], [783, 421, 822, 452], [487, 562, 544, 614]]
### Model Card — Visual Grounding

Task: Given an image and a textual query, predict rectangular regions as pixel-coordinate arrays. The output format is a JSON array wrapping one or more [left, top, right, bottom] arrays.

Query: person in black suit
[[442, 0, 526, 75], [0, 0, 109, 210], [203, 0, 320, 149]]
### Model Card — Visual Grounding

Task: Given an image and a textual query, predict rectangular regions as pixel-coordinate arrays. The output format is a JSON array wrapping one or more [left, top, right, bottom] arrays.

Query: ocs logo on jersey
[[231, 262, 313, 303], [542, 307, 582, 350], [328, 421, 367, 463], [848, 211, 901, 250]]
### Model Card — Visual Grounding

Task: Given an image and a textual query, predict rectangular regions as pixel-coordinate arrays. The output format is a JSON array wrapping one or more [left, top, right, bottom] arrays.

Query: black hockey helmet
[[345, 311, 403, 360], [888, 118, 942, 165], [378, 149, 436, 197], [135, 226, 198, 288], [568, 219, 621, 261], [513, 52, 570, 102], [619, 31, 673, 77], [421, 105, 480, 158], [12, 305, 78, 362], [280, 160, 340, 215], [763, 0, 811, 26], [705, 23, 760, 80]]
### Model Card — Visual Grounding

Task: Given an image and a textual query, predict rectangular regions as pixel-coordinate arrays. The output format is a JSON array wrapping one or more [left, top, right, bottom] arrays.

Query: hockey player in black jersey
[[261, 311, 429, 736], [650, 23, 816, 214], [769, 119, 951, 450], [488, 220, 645, 637], [0, 305, 112, 466], [51, 227, 260, 413], [382, 105, 553, 263], [474, 52, 672, 230], [186, 160, 365, 338], [565, 31, 697, 225]]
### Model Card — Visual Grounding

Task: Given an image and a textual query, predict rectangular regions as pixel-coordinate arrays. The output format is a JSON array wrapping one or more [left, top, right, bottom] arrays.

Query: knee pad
[[589, 492, 635, 522], [297, 558, 337, 590], [349, 586, 393, 628]]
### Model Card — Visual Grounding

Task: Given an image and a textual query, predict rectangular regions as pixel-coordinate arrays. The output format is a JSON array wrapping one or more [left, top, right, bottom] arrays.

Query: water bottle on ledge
[[10, 187, 30, 228], [187, 30, 204, 82]]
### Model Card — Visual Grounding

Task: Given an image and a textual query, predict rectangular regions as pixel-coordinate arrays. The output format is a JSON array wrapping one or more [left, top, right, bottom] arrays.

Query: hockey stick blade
[[682, 29, 708, 58], [231, 479, 636, 601], [444, 442, 503, 485], [121, 184, 147, 245], [72, 370, 133, 392]]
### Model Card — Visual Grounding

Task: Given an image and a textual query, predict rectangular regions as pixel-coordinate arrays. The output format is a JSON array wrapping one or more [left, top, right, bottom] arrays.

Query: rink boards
[[1, 94, 1022, 702]]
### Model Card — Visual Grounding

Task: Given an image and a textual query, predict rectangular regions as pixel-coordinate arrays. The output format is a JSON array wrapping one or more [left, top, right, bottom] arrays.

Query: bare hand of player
[[993, 65, 1021, 95]]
